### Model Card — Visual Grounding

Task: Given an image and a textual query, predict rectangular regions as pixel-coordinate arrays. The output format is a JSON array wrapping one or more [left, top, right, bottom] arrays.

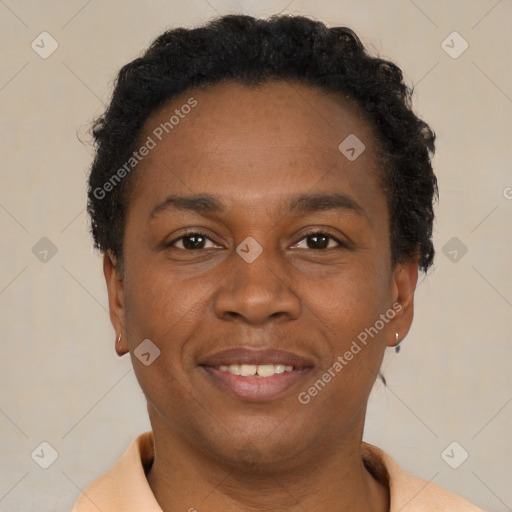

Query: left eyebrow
[[150, 192, 366, 219], [150, 194, 225, 218]]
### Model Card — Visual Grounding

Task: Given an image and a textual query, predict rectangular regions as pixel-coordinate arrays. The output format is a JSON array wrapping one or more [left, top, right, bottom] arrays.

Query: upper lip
[[199, 347, 314, 369]]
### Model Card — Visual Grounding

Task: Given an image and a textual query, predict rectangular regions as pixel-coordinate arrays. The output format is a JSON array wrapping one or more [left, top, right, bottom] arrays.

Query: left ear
[[104, 251, 129, 357], [387, 255, 420, 349]]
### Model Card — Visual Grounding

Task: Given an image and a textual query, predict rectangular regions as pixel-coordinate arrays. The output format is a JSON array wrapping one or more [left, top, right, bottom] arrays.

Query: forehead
[[131, 80, 385, 217], [141, 80, 376, 157]]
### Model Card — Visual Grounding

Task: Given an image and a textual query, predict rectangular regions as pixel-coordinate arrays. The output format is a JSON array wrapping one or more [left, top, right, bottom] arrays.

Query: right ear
[[103, 251, 128, 356]]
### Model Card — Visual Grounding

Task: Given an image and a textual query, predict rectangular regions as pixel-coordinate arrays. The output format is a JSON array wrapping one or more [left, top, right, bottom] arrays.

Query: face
[[105, 80, 418, 471]]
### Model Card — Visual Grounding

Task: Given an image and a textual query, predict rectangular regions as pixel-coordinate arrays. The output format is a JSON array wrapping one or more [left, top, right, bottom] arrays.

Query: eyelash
[[168, 229, 347, 251]]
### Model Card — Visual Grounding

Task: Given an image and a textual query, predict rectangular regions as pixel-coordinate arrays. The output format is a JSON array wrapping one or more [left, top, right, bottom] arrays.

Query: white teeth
[[228, 364, 240, 375], [240, 364, 257, 376], [256, 364, 275, 377], [217, 363, 296, 377]]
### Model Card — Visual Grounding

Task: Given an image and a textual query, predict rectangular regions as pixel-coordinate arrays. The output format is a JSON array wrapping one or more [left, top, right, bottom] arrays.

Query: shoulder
[[362, 442, 487, 512], [72, 431, 161, 512]]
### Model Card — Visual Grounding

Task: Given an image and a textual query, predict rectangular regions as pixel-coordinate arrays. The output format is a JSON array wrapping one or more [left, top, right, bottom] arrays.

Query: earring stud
[[395, 332, 401, 353], [117, 333, 122, 344]]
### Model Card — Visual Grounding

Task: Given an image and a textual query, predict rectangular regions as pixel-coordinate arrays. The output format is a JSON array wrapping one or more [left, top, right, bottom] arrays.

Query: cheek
[[299, 260, 391, 392], [122, 265, 206, 415], [123, 260, 204, 350], [303, 257, 391, 327]]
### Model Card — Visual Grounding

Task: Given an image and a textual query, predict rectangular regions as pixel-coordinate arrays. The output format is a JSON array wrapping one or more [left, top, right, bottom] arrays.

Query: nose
[[213, 246, 301, 326]]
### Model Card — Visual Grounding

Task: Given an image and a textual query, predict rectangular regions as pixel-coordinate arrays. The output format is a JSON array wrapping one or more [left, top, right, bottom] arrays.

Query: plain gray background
[[1, 1, 511, 510]]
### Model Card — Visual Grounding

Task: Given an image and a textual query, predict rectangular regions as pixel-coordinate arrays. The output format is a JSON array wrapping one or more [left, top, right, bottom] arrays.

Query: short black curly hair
[[88, 14, 437, 272]]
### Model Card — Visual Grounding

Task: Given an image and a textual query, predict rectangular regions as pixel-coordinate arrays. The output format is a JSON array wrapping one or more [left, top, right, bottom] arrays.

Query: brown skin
[[104, 81, 418, 512]]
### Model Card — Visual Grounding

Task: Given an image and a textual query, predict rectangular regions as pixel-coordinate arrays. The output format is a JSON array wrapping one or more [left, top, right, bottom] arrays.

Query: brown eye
[[170, 232, 219, 250], [294, 230, 345, 250], [306, 233, 330, 249]]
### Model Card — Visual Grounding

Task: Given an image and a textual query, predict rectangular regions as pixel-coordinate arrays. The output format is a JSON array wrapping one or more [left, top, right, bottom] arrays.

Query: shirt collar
[[72, 431, 484, 512]]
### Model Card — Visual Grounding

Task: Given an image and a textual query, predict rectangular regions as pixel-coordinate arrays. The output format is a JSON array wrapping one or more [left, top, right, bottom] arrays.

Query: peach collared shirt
[[72, 431, 485, 512]]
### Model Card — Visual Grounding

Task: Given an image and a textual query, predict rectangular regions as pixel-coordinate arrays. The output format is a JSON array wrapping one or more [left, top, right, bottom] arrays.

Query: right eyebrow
[[287, 192, 366, 217]]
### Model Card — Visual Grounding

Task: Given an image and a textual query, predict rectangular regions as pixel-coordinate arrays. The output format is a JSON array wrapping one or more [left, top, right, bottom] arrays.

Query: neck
[[146, 416, 389, 512]]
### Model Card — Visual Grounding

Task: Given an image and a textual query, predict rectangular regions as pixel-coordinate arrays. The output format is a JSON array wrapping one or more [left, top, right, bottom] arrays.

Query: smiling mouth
[[214, 363, 296, 377], [200, 363, 312, 402], [198, 347, 314, 401]]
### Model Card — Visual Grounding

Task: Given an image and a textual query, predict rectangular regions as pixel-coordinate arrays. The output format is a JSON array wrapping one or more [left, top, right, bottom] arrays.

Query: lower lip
[[201, 366, 312, 402]]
